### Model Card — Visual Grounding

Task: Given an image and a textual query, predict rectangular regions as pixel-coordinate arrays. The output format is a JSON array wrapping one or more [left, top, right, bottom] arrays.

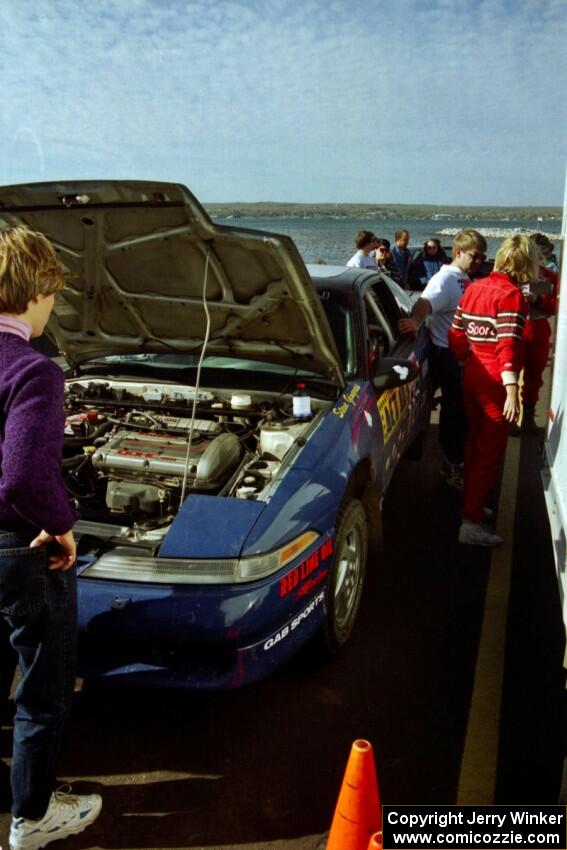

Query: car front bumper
[[76, 535, 333, 689]]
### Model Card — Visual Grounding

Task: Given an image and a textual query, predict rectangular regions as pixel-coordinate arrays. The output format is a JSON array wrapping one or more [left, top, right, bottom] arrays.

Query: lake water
[[211, 215, 561, 266]]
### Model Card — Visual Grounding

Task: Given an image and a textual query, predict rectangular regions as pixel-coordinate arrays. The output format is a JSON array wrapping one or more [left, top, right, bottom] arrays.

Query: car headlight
[[81, 530, 320, 585]]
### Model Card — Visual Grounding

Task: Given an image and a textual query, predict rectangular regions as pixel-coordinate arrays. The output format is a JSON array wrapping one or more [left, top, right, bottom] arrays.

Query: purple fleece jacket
[[0, 333, 79, 535]]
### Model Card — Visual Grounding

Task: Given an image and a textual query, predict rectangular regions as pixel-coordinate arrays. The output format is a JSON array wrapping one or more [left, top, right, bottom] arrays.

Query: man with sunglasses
[[373, 238, 403, 285], [398, 229, 487, 490]]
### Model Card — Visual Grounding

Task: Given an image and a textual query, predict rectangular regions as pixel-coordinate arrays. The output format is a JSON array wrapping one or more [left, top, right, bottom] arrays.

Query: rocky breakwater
[[438, 226, 559, 241]]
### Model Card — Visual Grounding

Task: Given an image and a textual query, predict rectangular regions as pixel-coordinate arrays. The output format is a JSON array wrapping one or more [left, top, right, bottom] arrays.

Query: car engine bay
[[64, 377, 324, 535]]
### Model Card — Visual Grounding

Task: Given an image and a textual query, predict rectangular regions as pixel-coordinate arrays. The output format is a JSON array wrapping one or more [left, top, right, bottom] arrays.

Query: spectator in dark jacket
[[373, 238, 404, 285], [408, 238, 450, 290], [391, 229, 411, 287]]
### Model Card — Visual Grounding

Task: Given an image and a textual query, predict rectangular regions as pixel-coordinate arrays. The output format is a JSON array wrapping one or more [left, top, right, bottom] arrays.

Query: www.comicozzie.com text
[[383, 807, 566, 848]]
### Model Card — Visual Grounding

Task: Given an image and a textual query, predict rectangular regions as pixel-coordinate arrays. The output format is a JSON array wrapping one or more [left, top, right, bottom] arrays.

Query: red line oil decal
[[279, 538, 333, 598], [352, 387, 369, 415], [351, 395, 376, 444], [295, 568, 328, 600]]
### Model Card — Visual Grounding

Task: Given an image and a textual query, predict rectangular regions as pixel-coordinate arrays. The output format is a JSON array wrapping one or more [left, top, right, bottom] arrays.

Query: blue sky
[[0, 0, 565, 205]]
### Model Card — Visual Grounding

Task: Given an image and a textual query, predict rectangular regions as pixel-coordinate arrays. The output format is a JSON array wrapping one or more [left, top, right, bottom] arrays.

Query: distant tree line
[[204, 202, 561, 221]]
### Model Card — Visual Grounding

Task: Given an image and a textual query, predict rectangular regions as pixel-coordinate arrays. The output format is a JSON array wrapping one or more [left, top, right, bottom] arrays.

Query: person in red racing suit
[[516, 258, 558, 434], [448, 235, 541, 546]]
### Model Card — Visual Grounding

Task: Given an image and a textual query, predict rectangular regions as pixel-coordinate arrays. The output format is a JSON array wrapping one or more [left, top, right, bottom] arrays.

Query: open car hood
[[0, 181, 345, 387]]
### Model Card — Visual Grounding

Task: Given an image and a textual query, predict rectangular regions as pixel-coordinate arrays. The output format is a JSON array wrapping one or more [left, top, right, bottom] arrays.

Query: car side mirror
[[371, 357, 420, 390]]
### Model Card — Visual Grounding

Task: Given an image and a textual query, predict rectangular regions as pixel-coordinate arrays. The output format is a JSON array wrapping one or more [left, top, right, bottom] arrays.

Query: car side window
[[367, 278, 408, 340], [380, 276, 413, 318], [364, 289, 394, 364]]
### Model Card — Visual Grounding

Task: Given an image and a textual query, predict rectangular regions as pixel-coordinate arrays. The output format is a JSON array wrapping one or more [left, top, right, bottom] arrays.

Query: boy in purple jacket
[[0, 228, 101, 850]]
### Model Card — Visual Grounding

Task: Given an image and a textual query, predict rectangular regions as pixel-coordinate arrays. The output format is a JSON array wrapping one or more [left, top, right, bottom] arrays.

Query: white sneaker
[[10, 788, 102, 850], [458, 521, 503, 547]]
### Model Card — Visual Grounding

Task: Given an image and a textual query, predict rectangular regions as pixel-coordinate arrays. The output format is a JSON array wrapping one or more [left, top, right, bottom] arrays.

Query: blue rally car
[[0, 181, 431, 689]]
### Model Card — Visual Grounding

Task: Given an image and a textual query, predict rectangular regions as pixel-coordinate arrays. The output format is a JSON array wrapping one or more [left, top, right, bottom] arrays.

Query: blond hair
[[452, 229, 487, 256], [0, 227, 64, 315], [494, 235, 541, 285]]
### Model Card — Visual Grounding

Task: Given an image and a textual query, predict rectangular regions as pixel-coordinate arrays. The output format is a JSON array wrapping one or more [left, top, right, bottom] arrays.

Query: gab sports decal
[[263, 592, 325, 651]]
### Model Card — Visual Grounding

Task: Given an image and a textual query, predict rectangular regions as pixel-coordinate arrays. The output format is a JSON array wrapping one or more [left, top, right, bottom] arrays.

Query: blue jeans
[[431, 345, 467, 465], [0, 525, 77, 820]]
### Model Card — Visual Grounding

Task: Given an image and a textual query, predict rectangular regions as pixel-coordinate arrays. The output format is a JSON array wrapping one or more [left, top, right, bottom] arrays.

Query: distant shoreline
[[204, 202, 561, 222]]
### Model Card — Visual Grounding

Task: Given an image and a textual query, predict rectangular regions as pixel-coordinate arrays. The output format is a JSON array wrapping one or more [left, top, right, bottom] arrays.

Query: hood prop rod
[[180, 247, 212, 505]]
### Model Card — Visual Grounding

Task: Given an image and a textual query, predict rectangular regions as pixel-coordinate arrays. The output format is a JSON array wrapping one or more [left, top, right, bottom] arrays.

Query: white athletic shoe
[[458, 521, 503, 547], [9, 788, 102, 850]]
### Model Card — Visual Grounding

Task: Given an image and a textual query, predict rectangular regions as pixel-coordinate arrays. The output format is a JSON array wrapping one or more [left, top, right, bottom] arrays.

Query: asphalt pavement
[[0, 411, 564, 850]]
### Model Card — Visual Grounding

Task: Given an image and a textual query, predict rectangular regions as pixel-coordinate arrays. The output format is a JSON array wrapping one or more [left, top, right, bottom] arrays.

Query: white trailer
[[542, 171, 567, 801], [543, 172, 567, 638]]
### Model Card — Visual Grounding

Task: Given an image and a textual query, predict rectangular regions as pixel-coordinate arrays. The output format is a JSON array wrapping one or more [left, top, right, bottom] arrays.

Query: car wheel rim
[[334, 524, 362, 632]]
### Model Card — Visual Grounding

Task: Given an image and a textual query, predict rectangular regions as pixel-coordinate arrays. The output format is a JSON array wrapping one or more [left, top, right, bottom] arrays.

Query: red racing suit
[[522, 266, 558, 406], [448, 272, 527, 524]]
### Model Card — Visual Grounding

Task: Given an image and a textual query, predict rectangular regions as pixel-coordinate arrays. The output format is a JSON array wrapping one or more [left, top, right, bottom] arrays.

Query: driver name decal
[[332, 384, 361, 419]]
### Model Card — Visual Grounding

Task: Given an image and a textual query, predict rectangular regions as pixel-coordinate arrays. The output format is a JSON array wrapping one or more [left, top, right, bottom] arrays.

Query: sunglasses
[[466, 251, 485, 261]]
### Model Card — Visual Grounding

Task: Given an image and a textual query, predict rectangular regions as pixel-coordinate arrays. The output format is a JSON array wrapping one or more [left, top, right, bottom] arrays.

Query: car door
[[362, 275, 431, 488]]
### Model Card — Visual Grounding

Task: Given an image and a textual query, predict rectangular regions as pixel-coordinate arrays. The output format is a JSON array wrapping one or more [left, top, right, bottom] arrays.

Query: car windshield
[[81, 353, 322, 378]]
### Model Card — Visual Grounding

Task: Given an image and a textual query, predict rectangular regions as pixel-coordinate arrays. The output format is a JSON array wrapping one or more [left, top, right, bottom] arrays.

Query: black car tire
[[321, 498, 368, 654]]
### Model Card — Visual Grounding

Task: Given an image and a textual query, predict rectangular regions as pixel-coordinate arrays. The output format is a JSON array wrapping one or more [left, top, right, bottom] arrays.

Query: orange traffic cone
[[326, 739, 382, 850], [367, 832, 383, 849]]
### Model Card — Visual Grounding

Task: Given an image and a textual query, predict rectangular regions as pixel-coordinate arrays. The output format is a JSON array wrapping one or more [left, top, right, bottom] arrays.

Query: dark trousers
[[0, 527, 77, 820], [431, 345, 467, 465]]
